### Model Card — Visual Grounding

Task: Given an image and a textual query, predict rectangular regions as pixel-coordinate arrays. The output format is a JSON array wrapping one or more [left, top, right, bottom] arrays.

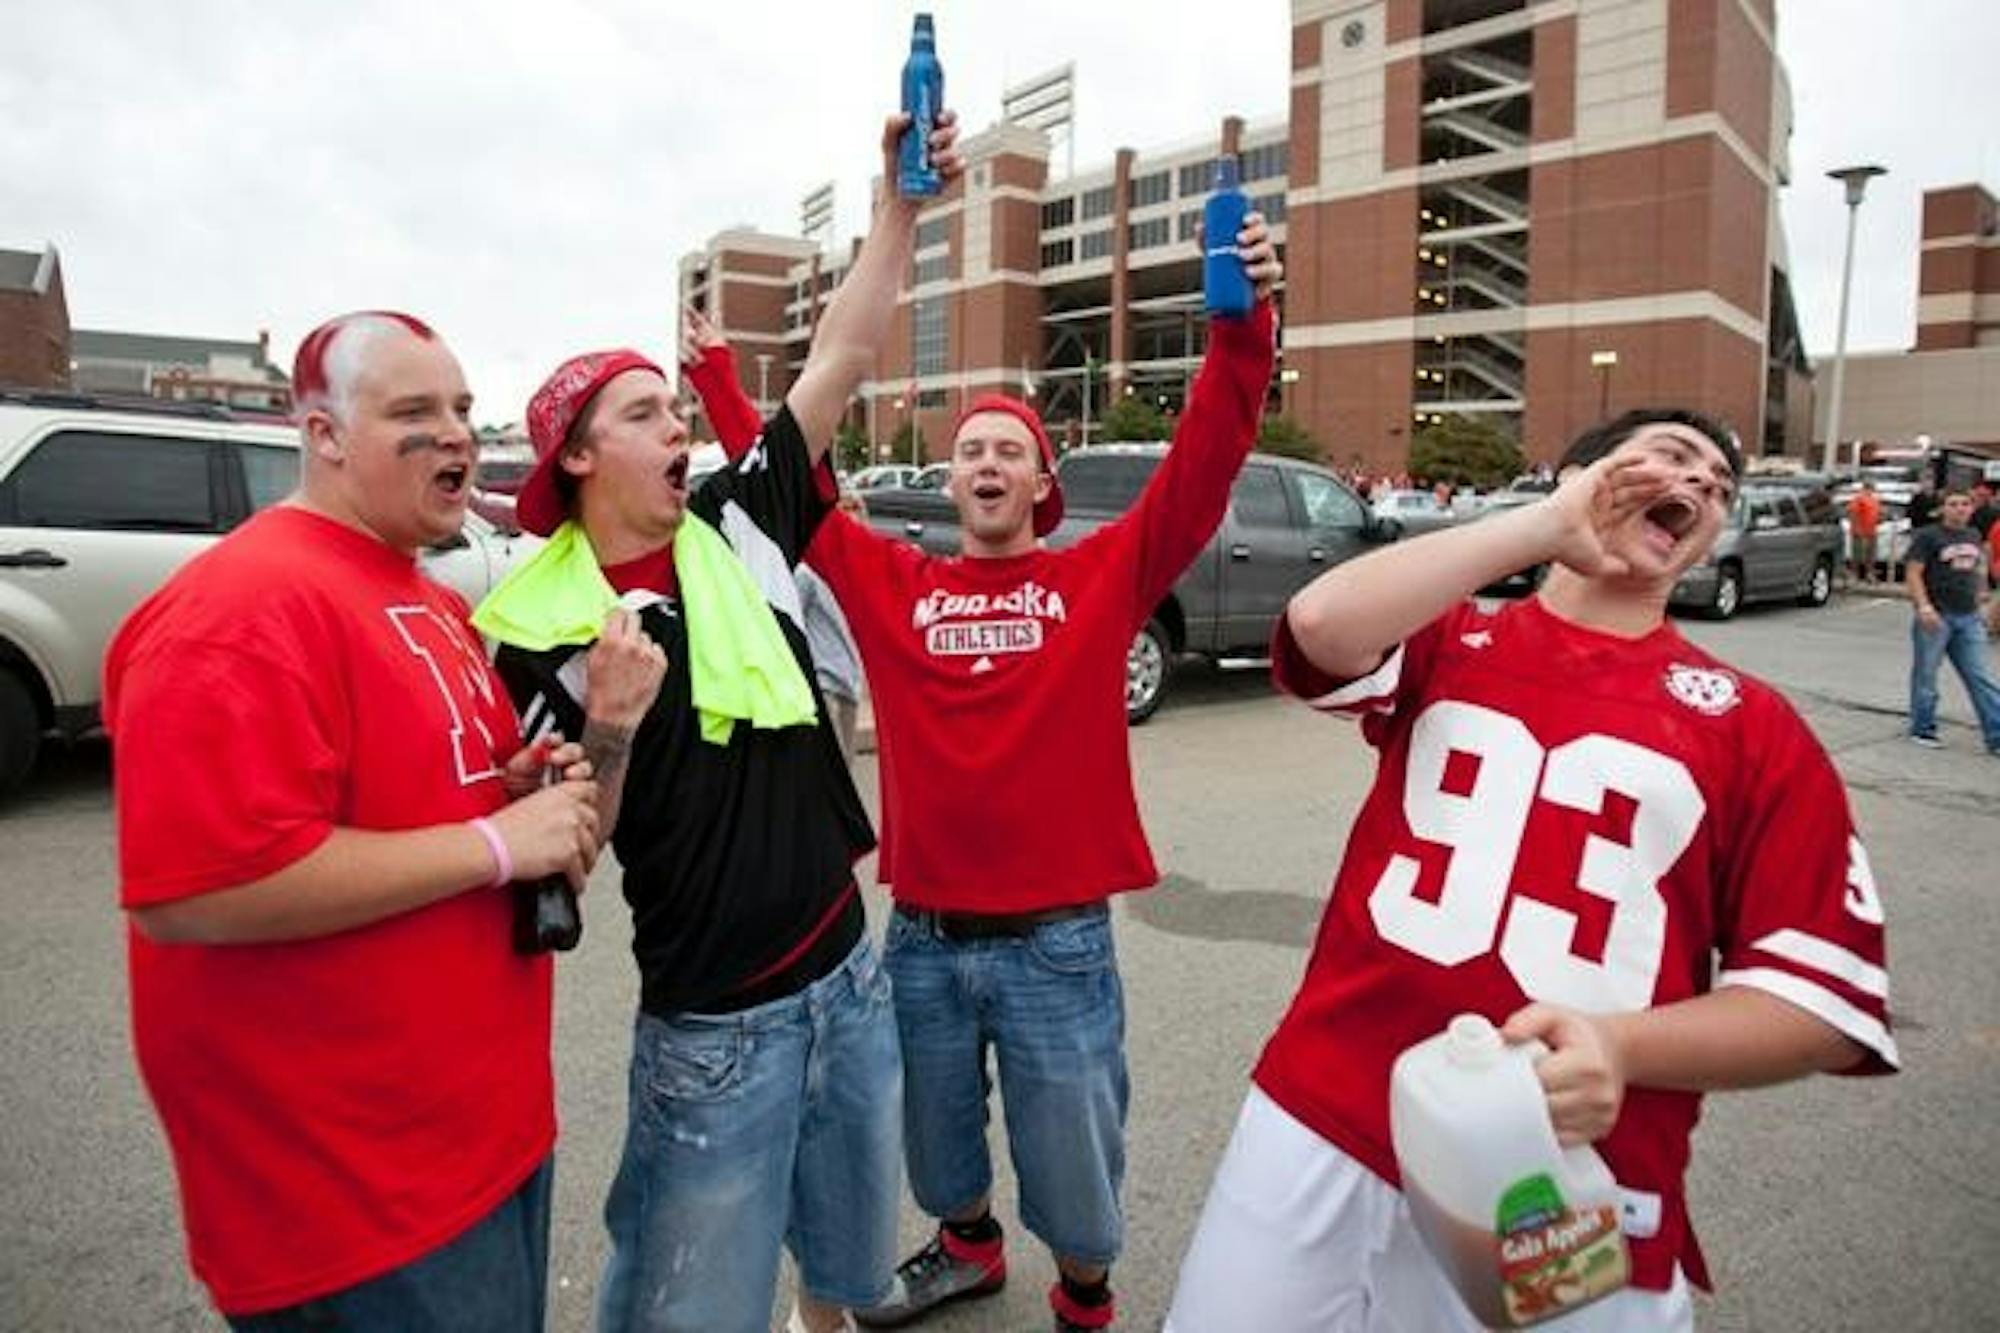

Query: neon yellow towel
[[471, 520, 618, 651], [674, 513, 817, 745], [471, 517, 816, 746]]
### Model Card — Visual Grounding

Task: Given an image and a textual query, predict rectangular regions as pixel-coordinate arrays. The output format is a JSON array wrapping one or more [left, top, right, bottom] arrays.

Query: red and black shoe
[[1050, 1279, 1116, 1332], [853, 1226, 1006, 1328]]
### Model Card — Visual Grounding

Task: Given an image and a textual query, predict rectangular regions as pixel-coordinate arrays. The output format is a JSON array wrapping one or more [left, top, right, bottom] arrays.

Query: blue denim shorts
[[227, 1158, 552, 1332], [883, 905, 1130, 1267], [596, 935, 902, 1333]]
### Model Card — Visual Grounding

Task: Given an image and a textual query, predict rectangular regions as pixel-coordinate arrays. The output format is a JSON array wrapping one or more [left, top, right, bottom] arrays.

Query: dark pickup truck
[[862, 443, 1400, 722]]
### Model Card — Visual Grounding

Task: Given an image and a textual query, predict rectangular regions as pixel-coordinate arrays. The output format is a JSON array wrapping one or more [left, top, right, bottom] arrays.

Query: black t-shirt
[[1906, 523, 1989, 616], [494, 407, 874, 1016]]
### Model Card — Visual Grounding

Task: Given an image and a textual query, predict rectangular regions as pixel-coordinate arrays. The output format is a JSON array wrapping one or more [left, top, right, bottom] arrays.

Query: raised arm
[[1118, 214, 1283, 608], [1285, 451, 1673, 680], [785, 111, 964, 456], [679, 307, 764, 454]]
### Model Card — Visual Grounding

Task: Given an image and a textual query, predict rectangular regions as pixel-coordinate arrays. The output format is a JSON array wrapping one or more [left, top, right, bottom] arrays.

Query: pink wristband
[[469, 817, 511, 888]]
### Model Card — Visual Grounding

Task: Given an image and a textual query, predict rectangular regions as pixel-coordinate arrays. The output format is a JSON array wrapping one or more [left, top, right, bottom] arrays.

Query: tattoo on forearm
[[581, 720, 634, 782]]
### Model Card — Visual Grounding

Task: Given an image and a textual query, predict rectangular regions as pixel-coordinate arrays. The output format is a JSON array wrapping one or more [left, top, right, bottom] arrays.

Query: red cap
[[517, 349, 664, 537], [952, 393, 1065, 538]]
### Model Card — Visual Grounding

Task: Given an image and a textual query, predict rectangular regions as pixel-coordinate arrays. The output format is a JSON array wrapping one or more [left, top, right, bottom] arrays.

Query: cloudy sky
[[5, 1, 1996, 425]]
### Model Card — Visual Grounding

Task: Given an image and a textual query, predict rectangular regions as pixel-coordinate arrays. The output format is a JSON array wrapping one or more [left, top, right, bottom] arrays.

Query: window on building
[[1129, 170, 1170, 208], [1081, 185, 1116, 220], [1241, 142, 1289, 183], [1040, 238, 1074, 268], [915, 217, 950, 250], [1079, 228, 1113, 261], [913, 296, 949, 377], [1179, 158, 1219, 197], [1041, 197, 1075, 230], [1230, 465, 1290, 528], [917, 388, 949, 409], [1128, 217, 1169, 250], [1177, 209, 1203, 242], [913, 254, 951, 285], [1251, 191, 1287, 224], [0, 431, 218, 531]]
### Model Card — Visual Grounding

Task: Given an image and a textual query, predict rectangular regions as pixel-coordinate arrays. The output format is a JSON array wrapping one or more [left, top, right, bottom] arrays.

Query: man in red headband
[[104, 311, 621, 1330], [479, 111, 962, 1333], [786, 215, 1281, 1333]]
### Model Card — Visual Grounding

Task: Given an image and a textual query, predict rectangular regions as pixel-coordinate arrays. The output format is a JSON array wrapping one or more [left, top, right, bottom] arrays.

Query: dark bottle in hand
[[513, 876, 581, 954]]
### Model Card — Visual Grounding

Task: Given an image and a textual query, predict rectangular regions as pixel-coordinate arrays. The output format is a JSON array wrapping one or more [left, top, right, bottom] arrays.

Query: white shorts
[[1165, 1088, 1692, 1333]]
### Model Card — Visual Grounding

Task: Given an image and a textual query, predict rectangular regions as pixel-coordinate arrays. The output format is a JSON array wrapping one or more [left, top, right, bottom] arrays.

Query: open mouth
[[970, 480, 1006, 503], [1643, 495, 1699, 547], [665, 453, 690, 494], [433, 463, 470, 498]]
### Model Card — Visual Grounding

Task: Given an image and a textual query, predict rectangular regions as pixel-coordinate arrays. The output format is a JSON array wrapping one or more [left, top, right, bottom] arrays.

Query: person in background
[[1902, 486, 2000, 754], [1846, 479, 1882, 584]]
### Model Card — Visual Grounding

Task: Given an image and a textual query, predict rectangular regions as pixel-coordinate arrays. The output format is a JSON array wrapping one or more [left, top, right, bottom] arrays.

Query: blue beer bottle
[[899, 14, 944, 197], [1203, 157, 1254, 316]]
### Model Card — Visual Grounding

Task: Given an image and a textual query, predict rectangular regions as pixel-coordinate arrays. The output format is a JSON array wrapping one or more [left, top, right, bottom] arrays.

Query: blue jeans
[[1910, 612, 2000, 750], [597, 935, 902, 1333], [227, 1158, 551, 1332], [883, 905, 1130, 1267]]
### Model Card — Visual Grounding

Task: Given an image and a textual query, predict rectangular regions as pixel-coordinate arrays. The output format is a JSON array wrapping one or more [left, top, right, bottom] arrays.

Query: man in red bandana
[[483, 112, 963, 1333]]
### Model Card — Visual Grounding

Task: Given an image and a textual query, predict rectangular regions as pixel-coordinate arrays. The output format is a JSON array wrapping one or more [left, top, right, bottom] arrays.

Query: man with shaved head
[[105, 310, 653, 1331]]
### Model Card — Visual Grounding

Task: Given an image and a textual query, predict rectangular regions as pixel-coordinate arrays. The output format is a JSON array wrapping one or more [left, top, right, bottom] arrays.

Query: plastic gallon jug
[[1390, 1014, 1630, 1328]]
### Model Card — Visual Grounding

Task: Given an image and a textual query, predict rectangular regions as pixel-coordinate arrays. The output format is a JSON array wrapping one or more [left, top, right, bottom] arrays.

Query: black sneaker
[[854, 1230, 1006, 1328], [1909, 732, 1944, 749]]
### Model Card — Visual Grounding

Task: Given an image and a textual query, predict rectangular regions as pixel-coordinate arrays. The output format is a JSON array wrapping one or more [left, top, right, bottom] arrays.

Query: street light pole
[[1823, 164, 1887, 475], [1589, 349, 1618, 421]]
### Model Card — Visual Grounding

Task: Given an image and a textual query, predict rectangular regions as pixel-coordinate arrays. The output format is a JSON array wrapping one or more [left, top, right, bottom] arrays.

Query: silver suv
[[0, 390, 536, 794]]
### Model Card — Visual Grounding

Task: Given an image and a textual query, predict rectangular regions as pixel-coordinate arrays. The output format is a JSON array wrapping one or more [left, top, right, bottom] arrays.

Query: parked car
[[1669, 482, 1841, 619], [862, 443, 1400, 722], [1370, 488, 1457, 537], [0, 389, 539, 794], [847, 463, 919, 491], [1467, 488, 1548, 590]]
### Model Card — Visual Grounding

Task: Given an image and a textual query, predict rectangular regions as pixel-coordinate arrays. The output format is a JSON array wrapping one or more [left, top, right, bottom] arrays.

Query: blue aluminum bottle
[[898, 14, 944, 197], [1203, 157, 1254, 316]]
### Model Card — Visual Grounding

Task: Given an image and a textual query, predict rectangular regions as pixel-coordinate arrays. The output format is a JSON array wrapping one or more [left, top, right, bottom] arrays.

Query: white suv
[[0, 390, 537, 794]]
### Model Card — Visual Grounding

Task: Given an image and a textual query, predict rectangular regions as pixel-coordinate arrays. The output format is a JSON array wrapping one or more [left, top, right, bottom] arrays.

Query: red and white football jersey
[[1253, 596, 1896, 1292]]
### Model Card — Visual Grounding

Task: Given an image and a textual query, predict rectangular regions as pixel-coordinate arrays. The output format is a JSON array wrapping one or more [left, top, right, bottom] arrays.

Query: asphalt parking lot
[[1, 591, 1995, 1331]]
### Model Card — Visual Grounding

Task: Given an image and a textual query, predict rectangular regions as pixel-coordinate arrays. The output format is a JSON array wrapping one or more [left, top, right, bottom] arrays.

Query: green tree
[[889, 419, 926, 465], [833, 422, 871, 475], [1101, 395, 1170, 442], [1409, 414, 1525, 489], [1256, 414, 1322, 462]]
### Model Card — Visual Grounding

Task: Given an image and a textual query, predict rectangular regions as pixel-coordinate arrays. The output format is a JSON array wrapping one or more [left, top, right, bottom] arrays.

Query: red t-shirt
[[807, 305, 1275, 911], [1253, 597, 1897, 1292], [103, 506, 551, 1315]]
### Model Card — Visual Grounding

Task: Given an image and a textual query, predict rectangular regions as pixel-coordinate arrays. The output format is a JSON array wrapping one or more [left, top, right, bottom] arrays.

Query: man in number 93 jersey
[[1168, 410, 1896, 1333]]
